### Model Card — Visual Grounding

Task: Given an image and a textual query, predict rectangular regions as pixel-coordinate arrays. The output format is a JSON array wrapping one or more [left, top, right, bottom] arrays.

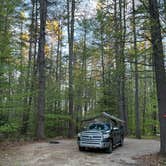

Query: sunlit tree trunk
[[36, 0, 47, 139], [67, 0, 75, 138], [21, 0, 36, 135]]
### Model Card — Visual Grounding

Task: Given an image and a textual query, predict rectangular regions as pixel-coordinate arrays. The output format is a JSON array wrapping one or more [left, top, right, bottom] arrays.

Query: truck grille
[[80, 131, 102, 145]]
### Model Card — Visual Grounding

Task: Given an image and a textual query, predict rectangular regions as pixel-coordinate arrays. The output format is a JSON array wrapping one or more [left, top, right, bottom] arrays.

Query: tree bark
[[114, 0, 121, 117], [132, 0, 141, 139], [21, 0, 35, 135], [67, 0, 75, 138], [113, 0, 127, 133], [148, 0, 166, 154], [119, 0, 128, 134], [83, 18, 87, 115], [36, 0, 47, 139], [142, 52, 147, 136]]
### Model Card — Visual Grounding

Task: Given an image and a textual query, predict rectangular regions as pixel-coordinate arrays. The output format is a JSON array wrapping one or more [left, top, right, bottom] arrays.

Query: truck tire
[[79, 146, 85, 151], [105, 141, 113, 153]]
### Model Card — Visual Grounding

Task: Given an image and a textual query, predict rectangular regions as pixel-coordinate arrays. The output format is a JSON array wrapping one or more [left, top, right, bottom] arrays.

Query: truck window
[[88, 123, 110, 131]]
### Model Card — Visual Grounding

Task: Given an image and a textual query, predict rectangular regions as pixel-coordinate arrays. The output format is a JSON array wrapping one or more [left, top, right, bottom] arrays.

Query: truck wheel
[[79, 146, 85, 151], [105, 141, 113, 154], [119, 136, 124, 146]]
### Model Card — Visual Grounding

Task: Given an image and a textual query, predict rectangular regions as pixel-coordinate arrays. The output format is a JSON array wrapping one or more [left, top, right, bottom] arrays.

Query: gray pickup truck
[[77, 112, 125, 153]]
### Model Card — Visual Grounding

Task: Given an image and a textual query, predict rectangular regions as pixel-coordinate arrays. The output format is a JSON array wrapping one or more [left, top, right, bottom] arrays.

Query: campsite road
[[0, 138, 160, 166]]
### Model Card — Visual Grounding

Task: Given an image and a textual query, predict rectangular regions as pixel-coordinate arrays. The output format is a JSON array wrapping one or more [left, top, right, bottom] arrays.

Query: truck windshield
[[88, 123, 110, 131]]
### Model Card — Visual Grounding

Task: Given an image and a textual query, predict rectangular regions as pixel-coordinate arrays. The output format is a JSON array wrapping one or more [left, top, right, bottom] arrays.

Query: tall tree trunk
[[148, 0, 166, 154], [21, 0, 35, 135], [100, 16, 105, 87], [83, 18, 87, 115], [119, 0, 128, 134], [55, 23, 61, 111], [58, 22, 62, 110], [114, 0, 127, 132], [114, 0, 121, 116], [36, 0, 47, 139], [132, 0, 141, 139], [142, 52, 147, 135], [67, 0, 75, 138]]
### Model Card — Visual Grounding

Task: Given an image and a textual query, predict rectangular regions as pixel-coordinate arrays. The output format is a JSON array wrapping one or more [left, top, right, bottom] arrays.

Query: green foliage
[[0, 122, 19, 136], [45, 114, 71, 120], [45, 114, 72, 137]]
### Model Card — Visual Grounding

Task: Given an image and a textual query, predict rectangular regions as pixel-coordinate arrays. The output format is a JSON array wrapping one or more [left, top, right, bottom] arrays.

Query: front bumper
[[78, 140, 110, 149]]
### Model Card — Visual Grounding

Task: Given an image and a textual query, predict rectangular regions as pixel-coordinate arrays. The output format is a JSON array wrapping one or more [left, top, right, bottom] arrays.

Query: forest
[[0, 0, 166, 155]]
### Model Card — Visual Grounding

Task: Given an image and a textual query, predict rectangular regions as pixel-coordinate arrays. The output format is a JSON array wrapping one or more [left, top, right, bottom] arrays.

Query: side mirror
[[113, 127, 118, 131]]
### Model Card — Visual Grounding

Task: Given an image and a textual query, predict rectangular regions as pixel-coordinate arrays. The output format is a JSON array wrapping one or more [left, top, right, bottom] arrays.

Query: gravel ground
[[0, 138, 160, 166]]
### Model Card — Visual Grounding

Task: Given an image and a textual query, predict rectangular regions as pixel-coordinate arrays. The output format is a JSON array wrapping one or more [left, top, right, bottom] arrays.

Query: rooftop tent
[[81, 112, 125, 124], [102, 112, 125, 124]]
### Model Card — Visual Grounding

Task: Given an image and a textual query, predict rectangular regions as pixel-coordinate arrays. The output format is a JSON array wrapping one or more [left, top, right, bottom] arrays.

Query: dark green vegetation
[[0, 0, 166, 154]]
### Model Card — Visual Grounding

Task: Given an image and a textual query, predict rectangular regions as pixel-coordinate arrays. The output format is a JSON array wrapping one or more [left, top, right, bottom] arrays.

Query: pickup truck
[[77, 114, 124, 153]]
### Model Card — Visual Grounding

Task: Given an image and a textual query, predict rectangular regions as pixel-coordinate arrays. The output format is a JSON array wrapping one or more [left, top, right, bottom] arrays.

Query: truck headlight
[[77, 133, 81, 137], [103, 133, 110, 139]]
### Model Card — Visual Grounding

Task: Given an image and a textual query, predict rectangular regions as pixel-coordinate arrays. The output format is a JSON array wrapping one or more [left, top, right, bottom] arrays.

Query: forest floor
[[0, 138, 165, 166]]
